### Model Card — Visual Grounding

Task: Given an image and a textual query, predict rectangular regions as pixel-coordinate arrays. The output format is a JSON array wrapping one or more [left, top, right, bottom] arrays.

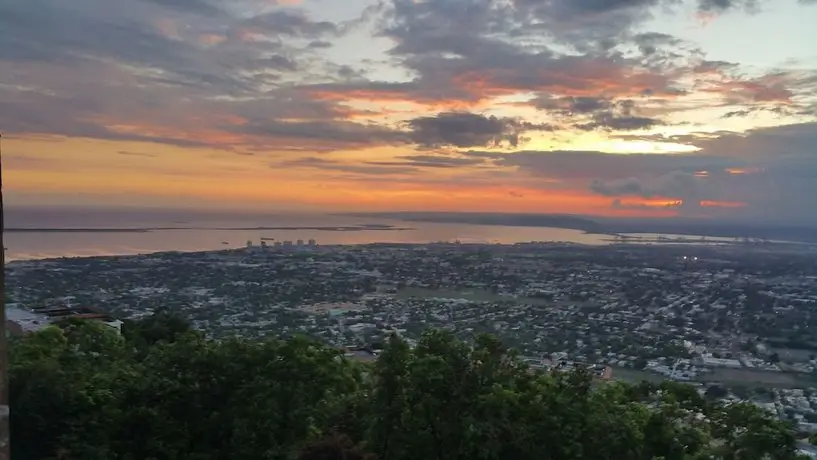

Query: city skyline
[[2, 0, 817, 222]]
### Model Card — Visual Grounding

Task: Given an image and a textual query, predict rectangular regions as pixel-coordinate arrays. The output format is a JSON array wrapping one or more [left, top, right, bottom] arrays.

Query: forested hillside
[[8, 311, 806, 460]]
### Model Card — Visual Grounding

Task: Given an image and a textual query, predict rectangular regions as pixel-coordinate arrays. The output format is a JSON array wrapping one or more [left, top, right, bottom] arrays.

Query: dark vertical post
[[0, 132, 9, 460]]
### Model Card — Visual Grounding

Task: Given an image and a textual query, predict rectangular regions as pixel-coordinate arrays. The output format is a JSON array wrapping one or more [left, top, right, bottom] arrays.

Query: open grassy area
[[698, 368, 816, 388], [610, 367, 669, 383], [772, 347, 815, 363], [396, 287, 551, 305]]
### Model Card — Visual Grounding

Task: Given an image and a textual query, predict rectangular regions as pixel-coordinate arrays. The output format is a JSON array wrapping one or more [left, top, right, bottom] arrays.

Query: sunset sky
[[2, 0, 816, 222]]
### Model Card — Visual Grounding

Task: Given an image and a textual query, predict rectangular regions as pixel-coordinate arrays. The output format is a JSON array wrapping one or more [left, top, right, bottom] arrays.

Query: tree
[[7, 320, 805, 460], [368, 334, 411, 460], [298, 434, 377, 460], [705, 384, 729, 400], [633, 358, 648, 370], [121, 307, 195, 349]]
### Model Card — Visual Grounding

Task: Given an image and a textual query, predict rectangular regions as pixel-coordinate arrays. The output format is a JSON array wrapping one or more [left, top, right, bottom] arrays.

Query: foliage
[[8, 312, 805, 460]]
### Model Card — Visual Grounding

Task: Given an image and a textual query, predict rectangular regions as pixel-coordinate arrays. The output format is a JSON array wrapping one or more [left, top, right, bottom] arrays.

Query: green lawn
[[698, 368, 816, 388], [610, 367, 668, 383]]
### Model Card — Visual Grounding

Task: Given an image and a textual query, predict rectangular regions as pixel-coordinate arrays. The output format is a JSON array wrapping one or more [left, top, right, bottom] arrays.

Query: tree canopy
[[8, 312, 807, 460]]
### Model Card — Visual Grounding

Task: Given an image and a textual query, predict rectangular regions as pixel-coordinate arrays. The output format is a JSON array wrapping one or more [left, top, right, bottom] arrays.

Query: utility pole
[[0, 132, 9, 460]]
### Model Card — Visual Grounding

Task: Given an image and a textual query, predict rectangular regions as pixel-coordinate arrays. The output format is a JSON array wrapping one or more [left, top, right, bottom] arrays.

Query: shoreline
[[5, 224, 415, 233], [7, 238, 816, 264]]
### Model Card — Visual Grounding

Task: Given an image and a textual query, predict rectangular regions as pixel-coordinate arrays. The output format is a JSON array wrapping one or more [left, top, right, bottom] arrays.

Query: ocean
[[3, 207, 607, 261]]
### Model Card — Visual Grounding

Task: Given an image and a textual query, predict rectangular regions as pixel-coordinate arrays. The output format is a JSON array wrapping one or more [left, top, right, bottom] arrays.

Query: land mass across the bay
[[348, 212, 817, 243], [4, 224, 414, 233]]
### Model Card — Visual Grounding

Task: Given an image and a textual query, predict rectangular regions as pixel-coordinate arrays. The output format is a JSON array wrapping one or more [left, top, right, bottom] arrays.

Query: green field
[[396, 287, 551, 305], [610, 366, 817, 388], [699, 368, 817, 388], [610, 367, 669, 383]]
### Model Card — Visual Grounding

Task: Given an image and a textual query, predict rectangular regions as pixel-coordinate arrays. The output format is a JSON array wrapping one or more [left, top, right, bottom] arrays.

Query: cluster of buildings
[[6, 303, 123, 336], [6, 241, 817, 423], [246, 238, 317, 251]]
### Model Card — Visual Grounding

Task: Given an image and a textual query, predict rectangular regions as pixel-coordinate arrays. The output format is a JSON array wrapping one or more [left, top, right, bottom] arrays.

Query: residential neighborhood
[[7, 241, 817, 429]]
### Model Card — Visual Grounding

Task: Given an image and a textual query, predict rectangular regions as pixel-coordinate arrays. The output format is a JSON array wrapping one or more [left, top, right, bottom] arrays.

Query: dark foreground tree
[[298, 434, 376, 460], [8, 313, 806, 460]]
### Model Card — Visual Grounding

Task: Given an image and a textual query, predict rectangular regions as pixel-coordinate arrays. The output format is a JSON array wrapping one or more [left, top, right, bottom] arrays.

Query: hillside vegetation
[[9, 311, 807, 460]]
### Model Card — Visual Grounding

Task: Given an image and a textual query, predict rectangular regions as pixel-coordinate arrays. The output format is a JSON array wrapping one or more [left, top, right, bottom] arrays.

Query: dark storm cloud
[[406, 112, 555, 148]]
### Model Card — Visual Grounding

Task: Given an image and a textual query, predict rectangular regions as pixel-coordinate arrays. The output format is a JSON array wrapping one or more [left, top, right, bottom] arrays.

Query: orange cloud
[[700, 200, 746, 208], [199, 33, 227, 46], [154, 18, 181, 40], [725, 167, 761, 175], [307, 57, 675, 111], [308, 87, 481, 111], [701, 77, 794, 104], [617, 198, 684, 208]]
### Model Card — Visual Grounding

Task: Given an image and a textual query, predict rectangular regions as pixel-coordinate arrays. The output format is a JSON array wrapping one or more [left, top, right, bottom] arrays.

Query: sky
[[2, 0, 817, 222]]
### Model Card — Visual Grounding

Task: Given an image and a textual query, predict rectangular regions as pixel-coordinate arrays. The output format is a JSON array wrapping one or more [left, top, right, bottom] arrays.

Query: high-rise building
[[308, 239, 317, 246]]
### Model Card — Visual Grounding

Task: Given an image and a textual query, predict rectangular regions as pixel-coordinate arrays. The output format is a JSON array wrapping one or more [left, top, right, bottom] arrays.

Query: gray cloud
[[460, 122, 817, 223], [0, 0, 380, 151], [139, 0, 223, 15], [577, 112, 661, 131], [244, 10, 339, 37], [229, 119, 409, 152], [1, 0, 816, 192], [472, 150, 741, 181], [537, 96, 663, 131], [697, 0, 760, 12], [365, 155, 489, 169], [277, 157, 419, 175], [406, 112, 555, 148], [591, 171, 715, 201]]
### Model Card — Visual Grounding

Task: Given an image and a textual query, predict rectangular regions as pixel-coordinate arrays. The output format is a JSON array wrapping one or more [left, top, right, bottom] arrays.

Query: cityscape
[[8, 238, 817, 436], [4, 0, 817, 455]]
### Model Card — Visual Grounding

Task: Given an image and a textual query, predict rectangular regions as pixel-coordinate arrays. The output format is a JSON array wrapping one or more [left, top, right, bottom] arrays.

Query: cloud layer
[[2, 0, 817, 221]]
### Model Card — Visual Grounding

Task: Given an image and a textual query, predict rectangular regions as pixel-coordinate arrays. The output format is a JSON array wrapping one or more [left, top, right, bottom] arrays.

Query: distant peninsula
[[347, 212, 817, 244], [4, 224, 413, 233], [345, 212, 604, 232]]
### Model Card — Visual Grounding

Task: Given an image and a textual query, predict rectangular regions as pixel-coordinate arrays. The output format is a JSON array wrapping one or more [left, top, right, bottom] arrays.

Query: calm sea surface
[[4, 208, 607, 261]]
